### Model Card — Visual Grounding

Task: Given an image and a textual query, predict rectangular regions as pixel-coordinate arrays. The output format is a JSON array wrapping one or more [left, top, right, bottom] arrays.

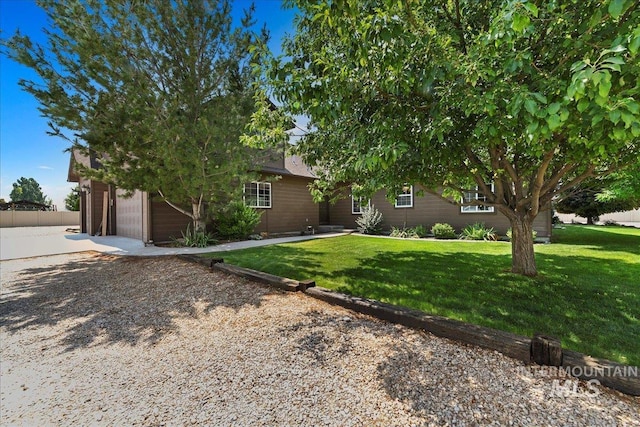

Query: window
[[395, 185, 413, 208], [351, 193, 370, 214], [395, 185, 414, 208], [461, 183, 495, 213], [244, 182, 271, 208]]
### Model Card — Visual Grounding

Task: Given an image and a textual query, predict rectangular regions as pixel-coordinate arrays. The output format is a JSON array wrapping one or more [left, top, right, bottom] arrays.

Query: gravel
[[1, 253, 638, 426]]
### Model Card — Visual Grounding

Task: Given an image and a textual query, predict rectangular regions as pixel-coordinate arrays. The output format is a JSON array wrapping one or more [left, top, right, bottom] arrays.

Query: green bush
[[413, 224, 428, 238], [460, 222, 496, 241], [431, 223, 456, 239], [356, 205, 383, 235], [214, 201, 263, 240], [390, 226, 415, 239], [506, 228, 538, 241], [177, 223, 217, 248], [390, 224, 428, 239]]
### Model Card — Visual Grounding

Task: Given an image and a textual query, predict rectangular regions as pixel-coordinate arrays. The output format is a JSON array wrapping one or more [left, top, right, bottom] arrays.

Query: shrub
[[431, 223, 456, 239], [390, 226, 416, 239], [413, 224, 428, 238], [460, 222, 496, 241], [506, 228, 538, 241], [356, 205, 383, 234], [390, 224, 428, 239], [177, 223, 217, 248], [214, 201, 262, 240], [603, 220, 618, 226]]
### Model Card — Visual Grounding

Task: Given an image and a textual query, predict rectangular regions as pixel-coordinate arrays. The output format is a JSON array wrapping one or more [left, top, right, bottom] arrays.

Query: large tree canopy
[[251, 0, 640, 276], [10, 177, 49, 205], [3, 0, 270, 231]]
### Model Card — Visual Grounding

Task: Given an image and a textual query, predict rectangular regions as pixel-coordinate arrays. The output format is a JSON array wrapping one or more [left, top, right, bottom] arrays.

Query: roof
[[0, 200, 52, 211], [67, 148, 102, 182], [260, 155, 317, 179]]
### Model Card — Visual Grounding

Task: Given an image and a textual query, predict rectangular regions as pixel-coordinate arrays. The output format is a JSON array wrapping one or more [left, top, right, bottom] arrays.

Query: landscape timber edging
[[180, 256, 639, 396]]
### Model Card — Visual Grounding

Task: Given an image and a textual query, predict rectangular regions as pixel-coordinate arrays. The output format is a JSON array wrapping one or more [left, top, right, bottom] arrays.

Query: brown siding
[[329, 186, 552, 237], [253, 175, 319, 234], [89, 181, 109, 235], [150, 199, 192, 242]]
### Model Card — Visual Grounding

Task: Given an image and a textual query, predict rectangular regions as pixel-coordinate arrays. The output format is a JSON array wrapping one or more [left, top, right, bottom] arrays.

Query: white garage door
[[116, 189, 143, 240]]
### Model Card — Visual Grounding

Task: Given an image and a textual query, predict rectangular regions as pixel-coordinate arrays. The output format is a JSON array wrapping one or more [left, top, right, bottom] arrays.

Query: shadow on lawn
[[224, 245, 327, 280], [0, 255, 272, 352], [328, 249, 639, 365]]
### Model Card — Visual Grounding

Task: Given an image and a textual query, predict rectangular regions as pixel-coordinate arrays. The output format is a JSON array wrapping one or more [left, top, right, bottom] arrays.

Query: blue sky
[[0, 0, 296, 210]]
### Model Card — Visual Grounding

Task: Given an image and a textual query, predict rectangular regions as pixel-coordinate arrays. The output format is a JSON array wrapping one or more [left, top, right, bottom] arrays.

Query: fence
[[0, 211, 80, 228], [557, 208, 640, 224]]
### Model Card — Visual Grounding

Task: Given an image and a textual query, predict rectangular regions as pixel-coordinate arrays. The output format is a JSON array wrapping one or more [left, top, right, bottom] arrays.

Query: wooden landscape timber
[[181, 256, 640, 396]]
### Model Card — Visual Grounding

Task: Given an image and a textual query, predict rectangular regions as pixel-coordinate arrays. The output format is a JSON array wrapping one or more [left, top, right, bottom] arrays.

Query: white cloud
[[38, 165, 54, 170]]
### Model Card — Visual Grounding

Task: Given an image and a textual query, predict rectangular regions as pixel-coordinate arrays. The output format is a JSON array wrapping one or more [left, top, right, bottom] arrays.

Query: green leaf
[[577, 98, 590, 112], [524, 99, 537, 115], [512, 14, 530, 32], [613, 127, 626, 139], [620, 111, 635, 127], [547, 102, 561, 115], [630, 34, 640, 54], [608, 0, 626, 19], [599, 79, 612, 97], [602, 56, 625, 65], [532, 92, 547, 104], [523, 3, 539, 18], [547, 114, 562, 130], [626, 101, 639, 114]]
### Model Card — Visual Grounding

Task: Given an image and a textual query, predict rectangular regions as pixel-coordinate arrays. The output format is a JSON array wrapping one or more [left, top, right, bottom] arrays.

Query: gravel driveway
[[1, 253, 638, 426]]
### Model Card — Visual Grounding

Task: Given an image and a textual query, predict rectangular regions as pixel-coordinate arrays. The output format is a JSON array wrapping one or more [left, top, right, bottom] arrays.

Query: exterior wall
[[330, 186, 552, 237], [115, 189, 144, 240], [0, 211, 79, 227], [150, 198, 192, 242], [253, 175, 319, 234]]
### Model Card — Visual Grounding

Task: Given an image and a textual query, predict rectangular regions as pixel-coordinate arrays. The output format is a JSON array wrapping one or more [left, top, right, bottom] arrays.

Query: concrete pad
[[0, 226, 348, 260]]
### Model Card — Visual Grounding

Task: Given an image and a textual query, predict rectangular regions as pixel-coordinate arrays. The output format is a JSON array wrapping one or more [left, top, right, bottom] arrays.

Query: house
[[69, 148, 552, 242], [326, 185, 552, 239], [67, 148, 319, 243]]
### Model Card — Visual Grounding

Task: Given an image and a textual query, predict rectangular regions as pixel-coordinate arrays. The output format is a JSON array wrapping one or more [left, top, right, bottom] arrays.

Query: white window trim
[[461, 183, 495, 213], [394, 185, 413, 208], [351, 194, 370, 214], [244, 181, 272, 209]]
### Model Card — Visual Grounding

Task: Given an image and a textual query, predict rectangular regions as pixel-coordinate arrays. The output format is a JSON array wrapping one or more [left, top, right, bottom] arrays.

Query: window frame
[[461, 183, 495, 213], [244, 181, 272, 209], [394, 185, 414, 208], [351, 193, 370, 215]]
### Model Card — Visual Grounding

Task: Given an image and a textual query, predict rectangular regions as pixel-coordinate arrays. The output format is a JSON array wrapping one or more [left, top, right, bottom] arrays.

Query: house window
[[395, 185, 413, 208], [351, 193, 370, 214], [244, 182, 271, 208], [461, 183, 495, 213]]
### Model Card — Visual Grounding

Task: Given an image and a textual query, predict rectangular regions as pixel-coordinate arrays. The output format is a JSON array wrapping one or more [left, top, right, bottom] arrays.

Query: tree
[[10, 177, 49, 204], [556, 163, 640, 224], [250, 0, 640, 276], [65, 185, 80, 211], [3, 0, 270, 231]]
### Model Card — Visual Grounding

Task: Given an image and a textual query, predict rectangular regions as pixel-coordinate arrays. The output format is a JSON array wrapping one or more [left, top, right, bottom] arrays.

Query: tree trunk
[[509, 215, 537, 276], [192, 202, 204, 232], [586, 216, 595, 225]]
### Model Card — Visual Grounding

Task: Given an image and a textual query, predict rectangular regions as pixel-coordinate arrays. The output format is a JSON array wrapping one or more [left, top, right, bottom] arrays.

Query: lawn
[[204, 225, 640, 366]]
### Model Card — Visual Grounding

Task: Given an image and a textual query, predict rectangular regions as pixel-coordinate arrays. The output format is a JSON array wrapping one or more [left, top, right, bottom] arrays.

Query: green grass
[[204, 225, 640, 366]]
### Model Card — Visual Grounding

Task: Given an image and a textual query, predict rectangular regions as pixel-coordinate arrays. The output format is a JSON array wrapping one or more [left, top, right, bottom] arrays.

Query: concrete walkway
[[0, 226, 347, 261]]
